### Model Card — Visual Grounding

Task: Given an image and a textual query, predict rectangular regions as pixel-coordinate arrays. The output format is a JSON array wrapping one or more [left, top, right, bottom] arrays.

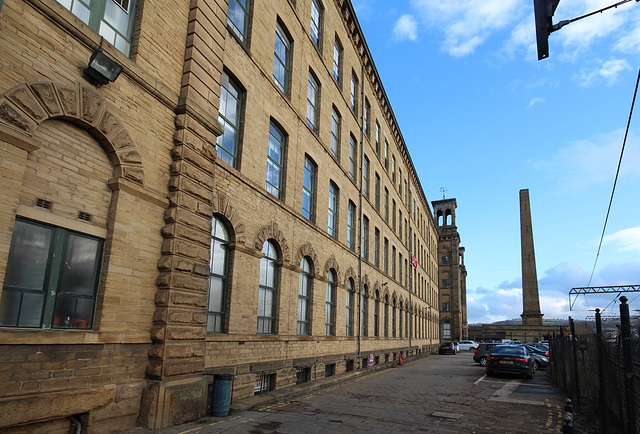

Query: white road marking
[[474, 374, 487, 385]]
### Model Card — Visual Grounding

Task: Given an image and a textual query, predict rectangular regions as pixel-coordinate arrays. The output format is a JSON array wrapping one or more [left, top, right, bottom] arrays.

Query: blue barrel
[[211, 374, 233, 417]]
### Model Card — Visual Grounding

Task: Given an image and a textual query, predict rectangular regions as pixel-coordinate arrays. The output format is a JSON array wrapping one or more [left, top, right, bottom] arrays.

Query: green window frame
[[349, 135, 357, 180], [228, 0, 251, 43], [273, 22, 291, 95], [328, 182, 338, 238], [363, 156, 370, 198], [333, 37, 342, 85], [325, 270, 336, 336], [345, 278, 354, 336], [330, 107, 340, 159], [347, 201, 356, 251], [306, 72, 320, 132], [350, 73, 358, 114], [297, 257, 311, 335], [217, 72, 243, 168], [0, 218, 103, 329], [56, 0, 137, 55], [361, 286, 368, 337], [374, 291, 379, 337], [310, 0, 322, 49], [207, 216, 230, 333], [302, 156, 317, 222], [362, 215, 369, 261], [257, 240, 278, 334], [266, 122, 285, 199]]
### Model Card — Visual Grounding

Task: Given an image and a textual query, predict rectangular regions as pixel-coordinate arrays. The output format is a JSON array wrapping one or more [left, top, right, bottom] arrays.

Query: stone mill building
[[0, 0, 458, 430]]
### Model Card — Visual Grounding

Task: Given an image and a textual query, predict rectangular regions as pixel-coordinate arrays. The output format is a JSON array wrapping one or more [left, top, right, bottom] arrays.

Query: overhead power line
[[586, 67, 640, 287]]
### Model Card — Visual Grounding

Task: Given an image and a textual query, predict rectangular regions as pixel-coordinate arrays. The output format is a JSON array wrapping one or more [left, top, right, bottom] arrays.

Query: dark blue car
[[438, 341, 458, 355], [486, 345, 534, 379]]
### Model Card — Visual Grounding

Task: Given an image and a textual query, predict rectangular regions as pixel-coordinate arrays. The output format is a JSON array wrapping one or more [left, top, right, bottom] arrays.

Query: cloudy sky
[[352, 0, 640, 324]]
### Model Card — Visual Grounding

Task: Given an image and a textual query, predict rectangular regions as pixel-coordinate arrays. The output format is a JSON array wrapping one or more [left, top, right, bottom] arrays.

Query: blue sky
[[352, 0, 640, 324]]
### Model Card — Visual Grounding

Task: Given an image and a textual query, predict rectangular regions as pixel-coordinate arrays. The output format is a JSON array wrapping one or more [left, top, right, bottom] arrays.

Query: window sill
[[0, 328, 151, 344]]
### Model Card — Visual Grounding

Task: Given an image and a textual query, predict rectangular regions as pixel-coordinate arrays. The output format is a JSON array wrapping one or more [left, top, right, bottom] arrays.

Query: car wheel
[[533, 360, 540, 370], [469, 347, 475, 352], [486, 369, 493, 376], [479, 356, 487, 367]]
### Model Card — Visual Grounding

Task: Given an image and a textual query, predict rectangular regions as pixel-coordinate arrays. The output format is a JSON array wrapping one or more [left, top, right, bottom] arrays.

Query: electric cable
[[587, 67, 640, 287]]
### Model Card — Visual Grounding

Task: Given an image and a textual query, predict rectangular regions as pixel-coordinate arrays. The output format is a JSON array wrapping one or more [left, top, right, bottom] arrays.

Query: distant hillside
[[469, 316, 640, 335]]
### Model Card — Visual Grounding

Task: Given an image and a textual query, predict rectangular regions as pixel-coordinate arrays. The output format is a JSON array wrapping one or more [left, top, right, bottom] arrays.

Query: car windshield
[[493, 346, 525, 356]]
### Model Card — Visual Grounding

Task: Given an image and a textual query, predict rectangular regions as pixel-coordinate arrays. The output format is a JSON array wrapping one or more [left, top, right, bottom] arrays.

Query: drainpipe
[[408, 226, 412, 353], [357, 63, 365, 367]]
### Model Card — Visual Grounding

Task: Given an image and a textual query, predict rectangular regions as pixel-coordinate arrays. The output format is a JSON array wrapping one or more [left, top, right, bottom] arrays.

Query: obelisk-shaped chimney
[[520, 189, 543, 326]]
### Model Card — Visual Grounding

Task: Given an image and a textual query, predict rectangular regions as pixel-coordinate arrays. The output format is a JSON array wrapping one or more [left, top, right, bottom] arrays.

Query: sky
[[351, 0, 640, 324]]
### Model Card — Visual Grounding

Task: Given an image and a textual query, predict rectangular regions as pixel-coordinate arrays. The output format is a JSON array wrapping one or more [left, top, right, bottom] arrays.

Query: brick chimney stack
[[520, 189, 543, 326]]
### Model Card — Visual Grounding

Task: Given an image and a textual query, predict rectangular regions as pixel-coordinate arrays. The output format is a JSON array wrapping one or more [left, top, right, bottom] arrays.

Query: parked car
[[528, 343, 550, 352], [473, 342, 501, 366], [458, 340, 479, 352], [438, 342, 458, 355], [486, 345, 534, 379], [522, 344, 550, 370]]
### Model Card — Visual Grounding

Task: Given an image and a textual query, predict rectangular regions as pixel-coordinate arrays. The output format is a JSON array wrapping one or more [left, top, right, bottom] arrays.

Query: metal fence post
[[570, 317, 581, 406], [619, 296, 637, 433], [595, 308, 609, 433]]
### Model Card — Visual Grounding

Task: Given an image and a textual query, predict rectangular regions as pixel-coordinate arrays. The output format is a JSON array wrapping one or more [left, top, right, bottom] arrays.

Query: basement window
[[254, 373, 276, 395]]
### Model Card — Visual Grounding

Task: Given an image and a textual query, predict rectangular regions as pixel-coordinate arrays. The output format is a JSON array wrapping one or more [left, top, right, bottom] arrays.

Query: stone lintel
[[0, 385, 116, 428]]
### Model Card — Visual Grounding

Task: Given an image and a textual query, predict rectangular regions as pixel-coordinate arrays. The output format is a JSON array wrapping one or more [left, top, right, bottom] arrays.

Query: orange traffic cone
[[398, 353, 403, 366]]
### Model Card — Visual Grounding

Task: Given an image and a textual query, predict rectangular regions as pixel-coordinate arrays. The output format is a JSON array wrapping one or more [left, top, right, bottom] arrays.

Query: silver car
[[522, 344, 550, 370], [458, 340, 479, 352]]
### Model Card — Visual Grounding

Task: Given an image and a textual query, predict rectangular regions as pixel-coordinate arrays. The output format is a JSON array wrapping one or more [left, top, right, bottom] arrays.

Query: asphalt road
[[126, 351, 570, 433]]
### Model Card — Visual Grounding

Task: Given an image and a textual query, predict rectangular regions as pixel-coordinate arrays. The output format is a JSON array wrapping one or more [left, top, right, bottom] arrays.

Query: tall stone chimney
[[520, 189, 543, 326]]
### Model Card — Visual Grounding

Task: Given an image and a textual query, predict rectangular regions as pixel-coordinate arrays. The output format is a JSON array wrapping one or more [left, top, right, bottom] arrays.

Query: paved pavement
[[122, 352, 578, 433]]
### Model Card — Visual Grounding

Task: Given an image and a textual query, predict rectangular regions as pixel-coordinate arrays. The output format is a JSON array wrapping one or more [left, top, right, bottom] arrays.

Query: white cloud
[[551, 0, 638, 60], [393, 14, 418, 41], [410, 0, 522, 57], [533, 129, 640, 192], [503, 14, 537, 61], [468, 260, 640, 323], [574, 58, 632, 86], [604, 227, 640, 252], [527, 97, 544, 109], [614, 23, 640, 54]]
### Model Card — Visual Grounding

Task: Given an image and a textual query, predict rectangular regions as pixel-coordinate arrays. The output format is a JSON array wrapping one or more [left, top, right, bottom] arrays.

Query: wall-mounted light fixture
[[83, 49, 123, 87]]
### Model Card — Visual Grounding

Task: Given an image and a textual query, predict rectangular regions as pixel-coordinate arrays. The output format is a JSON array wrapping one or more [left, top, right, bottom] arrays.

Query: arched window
[[398, 301, 403, 338], [361, 285, 368, 337], [443, 320, 451, 339], [383, 294, 388, 337], [257, 241, 278, 334], [325, 270, 336, 336], [392, 298, 397, 338], [374, 291, 380, 337], [207, 216, 231, 333], [297, 257, 311, 335], [405, 310, 409, 338], [346, 278, 354, 336]]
